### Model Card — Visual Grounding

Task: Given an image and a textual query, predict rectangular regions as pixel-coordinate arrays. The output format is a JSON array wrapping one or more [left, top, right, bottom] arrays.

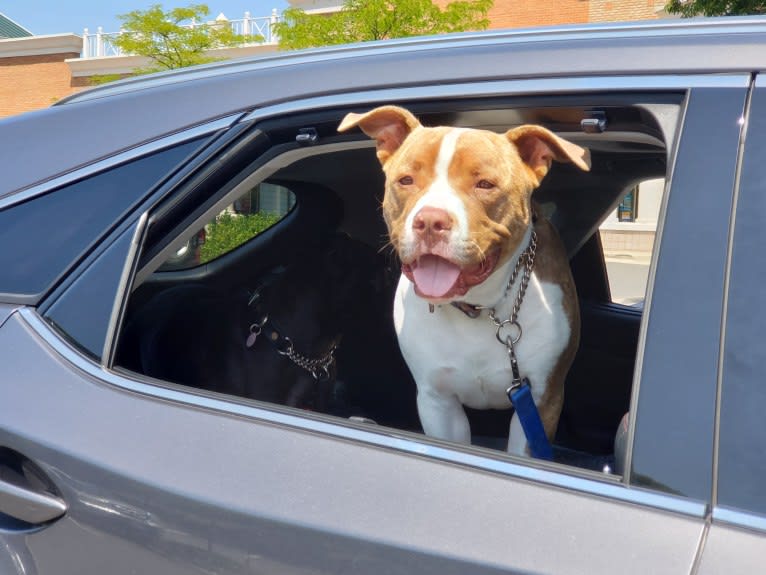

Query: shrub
[[199, 211, 282, 263]]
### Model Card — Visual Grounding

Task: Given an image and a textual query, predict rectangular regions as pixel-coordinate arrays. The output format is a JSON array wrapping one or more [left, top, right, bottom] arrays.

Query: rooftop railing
[[81, 10, 280, 58]]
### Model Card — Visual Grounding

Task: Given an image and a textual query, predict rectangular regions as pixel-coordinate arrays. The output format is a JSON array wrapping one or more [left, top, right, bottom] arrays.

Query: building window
[[618, 187, 639, 222]]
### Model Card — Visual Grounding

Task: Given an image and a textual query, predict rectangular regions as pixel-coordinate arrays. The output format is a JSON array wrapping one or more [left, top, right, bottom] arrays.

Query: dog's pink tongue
[[412, 255, 461, 298]]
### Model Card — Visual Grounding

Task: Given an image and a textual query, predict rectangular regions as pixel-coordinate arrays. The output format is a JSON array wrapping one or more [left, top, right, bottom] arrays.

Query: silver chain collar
[[247, 314, 338, 382], [276, 337, 338, 382], [488, 229, 538, 347], [489, 229, 538, 391]]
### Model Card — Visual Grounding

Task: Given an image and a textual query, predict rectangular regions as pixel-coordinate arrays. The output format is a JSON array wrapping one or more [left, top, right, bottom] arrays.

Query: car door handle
[[0, 478, 67, 524]]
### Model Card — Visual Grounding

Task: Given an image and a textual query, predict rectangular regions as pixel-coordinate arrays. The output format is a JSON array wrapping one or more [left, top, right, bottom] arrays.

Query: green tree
[[112, 3, 250, 72], [665, 0, 766, 16], [273, 0, 493, 50]]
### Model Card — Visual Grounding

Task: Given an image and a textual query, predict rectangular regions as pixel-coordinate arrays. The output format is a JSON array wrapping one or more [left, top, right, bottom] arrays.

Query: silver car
[[1, 16, 765, 574]]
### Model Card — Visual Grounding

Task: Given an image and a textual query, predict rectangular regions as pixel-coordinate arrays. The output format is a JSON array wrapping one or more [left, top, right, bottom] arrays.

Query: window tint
[[718, 83, 766, 517], [45, 223, 137, 359], [158, 183, 295, 271], [0, 138, 206, 300]]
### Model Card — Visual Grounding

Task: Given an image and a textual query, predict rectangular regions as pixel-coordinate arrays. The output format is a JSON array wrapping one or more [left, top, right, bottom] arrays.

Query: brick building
[[486, 0, 667, 28], [289, 0, 669, 26]]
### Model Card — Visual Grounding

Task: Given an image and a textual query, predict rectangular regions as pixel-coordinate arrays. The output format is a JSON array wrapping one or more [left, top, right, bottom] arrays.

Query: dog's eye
[[398, 176, 414, 186], [476, 180, 495, 190]]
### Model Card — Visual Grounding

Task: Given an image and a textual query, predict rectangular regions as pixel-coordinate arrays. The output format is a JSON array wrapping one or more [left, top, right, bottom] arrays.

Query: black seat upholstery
[[556, 300, 641, 454]]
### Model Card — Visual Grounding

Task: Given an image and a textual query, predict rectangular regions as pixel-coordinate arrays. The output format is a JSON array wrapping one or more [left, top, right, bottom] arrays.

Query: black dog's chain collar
[[275, 331, 337, 382], [245, 293, 338, 381]]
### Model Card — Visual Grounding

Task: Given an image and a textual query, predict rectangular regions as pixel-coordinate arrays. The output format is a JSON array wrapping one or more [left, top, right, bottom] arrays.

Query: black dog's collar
[[245, 287, 339, 382]]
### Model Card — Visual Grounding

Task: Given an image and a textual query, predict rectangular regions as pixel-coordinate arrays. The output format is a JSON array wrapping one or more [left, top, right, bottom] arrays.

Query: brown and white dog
[[339, 106, 590, 455]]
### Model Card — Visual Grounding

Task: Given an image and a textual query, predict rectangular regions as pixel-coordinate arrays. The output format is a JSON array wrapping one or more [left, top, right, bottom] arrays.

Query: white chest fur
[[393, 264, 571, 452]]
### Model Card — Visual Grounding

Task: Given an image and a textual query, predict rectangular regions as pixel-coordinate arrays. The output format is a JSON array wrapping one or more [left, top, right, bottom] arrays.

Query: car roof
[[3, 15, 766, 197], [58, 15, 766, 106]]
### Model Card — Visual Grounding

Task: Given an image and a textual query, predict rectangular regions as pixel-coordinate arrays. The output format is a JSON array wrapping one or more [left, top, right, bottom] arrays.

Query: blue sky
[[3, 1, 289, 36]]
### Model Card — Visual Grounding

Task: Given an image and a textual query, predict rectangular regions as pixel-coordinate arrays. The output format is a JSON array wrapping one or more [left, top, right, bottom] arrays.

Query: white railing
[[81, 10, 280, 59]]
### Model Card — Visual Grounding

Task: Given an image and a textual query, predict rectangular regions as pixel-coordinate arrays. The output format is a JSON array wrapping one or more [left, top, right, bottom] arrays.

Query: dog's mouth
[[402, 251, 499, 301]]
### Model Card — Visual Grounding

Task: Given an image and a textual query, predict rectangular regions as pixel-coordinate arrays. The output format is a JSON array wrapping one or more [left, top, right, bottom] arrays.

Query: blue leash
[[508, 378, 553, 460]]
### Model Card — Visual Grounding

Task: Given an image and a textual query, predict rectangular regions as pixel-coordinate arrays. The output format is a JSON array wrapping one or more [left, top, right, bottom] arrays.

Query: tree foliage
[[665, 0, 766, 16], [274, 0, 493, 50], [112, 3, 249, 72]]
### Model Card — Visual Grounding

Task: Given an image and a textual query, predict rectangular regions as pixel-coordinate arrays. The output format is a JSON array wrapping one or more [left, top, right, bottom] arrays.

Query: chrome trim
[[0, 304, 18, 330], [712, 74, 755, 508], [103, 213, 148, 366], [0, 474, 67, 524], [242, 75, 749, 125], [19, 306, 707, 519], [714, 506, 766, 533], [690, 515, 713, 574], [0, 114, 242, 209]]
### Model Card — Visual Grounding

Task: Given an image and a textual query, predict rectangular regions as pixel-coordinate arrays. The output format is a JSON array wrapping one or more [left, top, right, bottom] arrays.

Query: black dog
[[118, 234, 412, 417]]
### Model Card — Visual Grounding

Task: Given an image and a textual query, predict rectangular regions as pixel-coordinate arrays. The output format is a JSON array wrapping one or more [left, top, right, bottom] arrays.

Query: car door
[[0, 76, 746, 574], [695, 73, 766, 573]]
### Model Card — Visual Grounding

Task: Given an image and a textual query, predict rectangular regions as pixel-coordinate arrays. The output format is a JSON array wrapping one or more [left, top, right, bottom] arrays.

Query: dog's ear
[[338, 106, 421, 165], [506, 125, 591, 184]]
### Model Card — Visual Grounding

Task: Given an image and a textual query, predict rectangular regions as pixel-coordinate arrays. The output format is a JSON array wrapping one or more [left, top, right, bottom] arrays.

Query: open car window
[[114, 94, 680, 485]]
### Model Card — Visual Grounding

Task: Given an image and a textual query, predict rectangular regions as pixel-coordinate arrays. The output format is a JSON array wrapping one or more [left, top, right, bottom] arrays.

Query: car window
[[599, 178, 664, 308], [717, 82, 766, 519], [158, 183, 295, 271], [0, 138, 208, 302], [114, 95, 689, 485], [44, 223, 139, 359]]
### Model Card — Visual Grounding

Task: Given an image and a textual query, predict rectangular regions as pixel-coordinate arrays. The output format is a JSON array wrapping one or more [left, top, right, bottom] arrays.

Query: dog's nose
[[413, 207, 453, 239]]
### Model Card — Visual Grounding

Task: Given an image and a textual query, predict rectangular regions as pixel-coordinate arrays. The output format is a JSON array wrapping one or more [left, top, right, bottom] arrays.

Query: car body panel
[[0, 305, 16, 329], [697, 521, 766, 575], [0, 311, 704, 574]]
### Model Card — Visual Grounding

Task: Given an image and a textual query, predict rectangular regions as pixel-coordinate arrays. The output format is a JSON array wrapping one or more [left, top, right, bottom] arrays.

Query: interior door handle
[[0, 478, 67, 524]]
